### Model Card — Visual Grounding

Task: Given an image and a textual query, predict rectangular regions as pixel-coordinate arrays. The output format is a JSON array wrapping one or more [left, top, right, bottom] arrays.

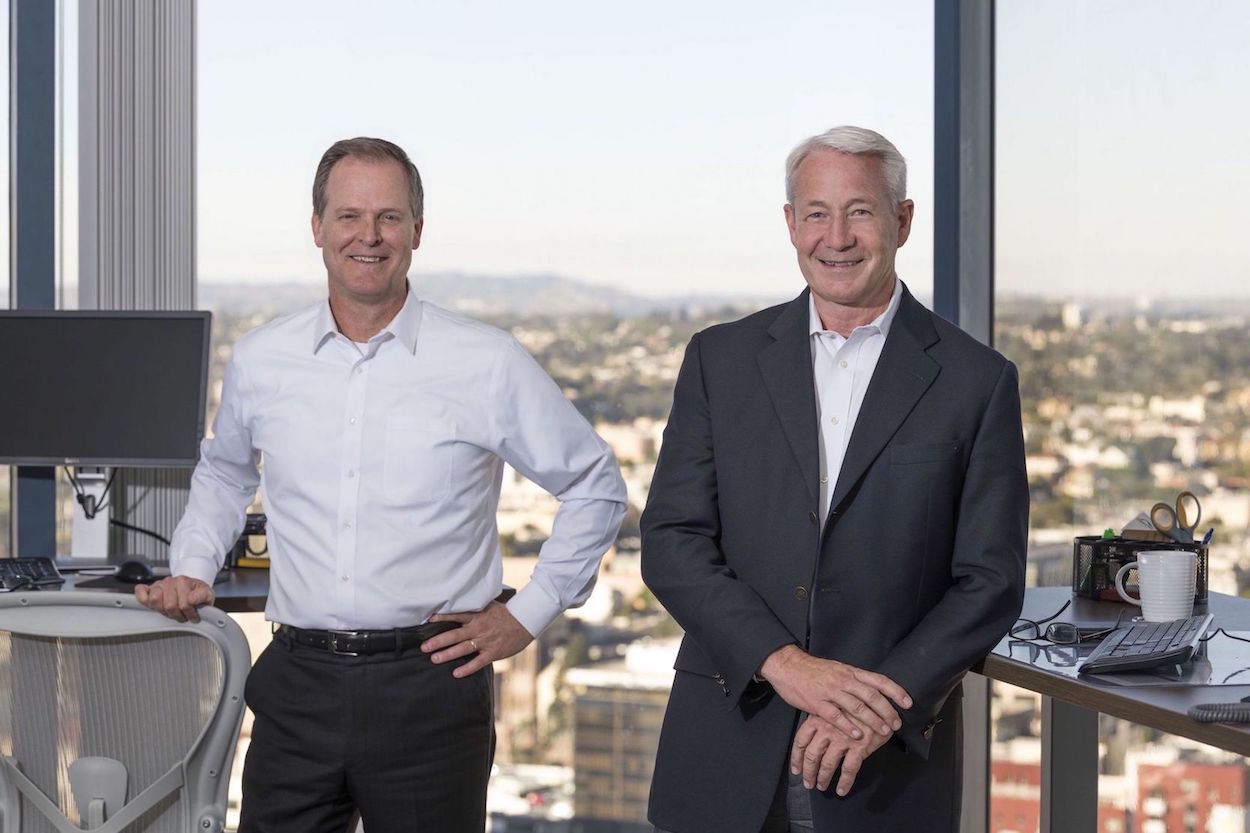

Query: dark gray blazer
[[641, 284, 1028, 833]]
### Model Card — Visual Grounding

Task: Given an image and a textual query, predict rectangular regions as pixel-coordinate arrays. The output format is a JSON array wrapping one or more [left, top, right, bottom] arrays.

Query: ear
[[895, 200, 915, 248], [783, 203, 799, 246], [412, 217, 424, 251], [311, 212, 325, 248]]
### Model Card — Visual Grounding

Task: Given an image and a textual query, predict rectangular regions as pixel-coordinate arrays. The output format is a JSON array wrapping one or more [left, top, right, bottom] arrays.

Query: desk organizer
[[1072, 536, 1208, 603]]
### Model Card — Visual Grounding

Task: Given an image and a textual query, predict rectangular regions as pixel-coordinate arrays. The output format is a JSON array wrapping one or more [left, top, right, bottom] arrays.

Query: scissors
[[1150, 490, 1201, 544]]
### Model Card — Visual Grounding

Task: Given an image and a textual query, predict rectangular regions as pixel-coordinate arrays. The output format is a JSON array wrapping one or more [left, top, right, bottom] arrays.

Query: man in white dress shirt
[[136, 137, 627, 832]]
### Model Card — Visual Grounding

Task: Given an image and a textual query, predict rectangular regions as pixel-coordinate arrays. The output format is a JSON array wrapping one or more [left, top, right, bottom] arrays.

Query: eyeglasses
[[1009, 600, 1125, 645], [1006, 639, 1082, 668]]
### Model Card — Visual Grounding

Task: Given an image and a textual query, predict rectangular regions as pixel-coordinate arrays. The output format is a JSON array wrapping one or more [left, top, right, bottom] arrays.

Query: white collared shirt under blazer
[[809, 278, 901, 526], [171, 290, 627, 635]]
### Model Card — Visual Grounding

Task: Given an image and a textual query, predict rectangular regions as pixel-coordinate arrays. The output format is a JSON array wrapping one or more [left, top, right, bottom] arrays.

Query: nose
[[358, 217, 382, 245], [822, 216, 855, 251]]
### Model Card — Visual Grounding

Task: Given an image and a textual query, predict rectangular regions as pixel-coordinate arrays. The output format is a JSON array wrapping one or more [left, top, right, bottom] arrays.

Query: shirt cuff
[[174, 555, 221, 588], [507, 582, 563, 638]]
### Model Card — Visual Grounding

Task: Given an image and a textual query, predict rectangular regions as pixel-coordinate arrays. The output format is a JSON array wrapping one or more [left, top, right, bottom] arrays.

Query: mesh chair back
[[0, 592, 250, 833]]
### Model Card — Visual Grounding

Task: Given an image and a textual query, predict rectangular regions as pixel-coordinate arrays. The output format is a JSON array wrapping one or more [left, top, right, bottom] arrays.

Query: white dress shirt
[[809, 279, 903, 526], [171, 289, 627, 635]]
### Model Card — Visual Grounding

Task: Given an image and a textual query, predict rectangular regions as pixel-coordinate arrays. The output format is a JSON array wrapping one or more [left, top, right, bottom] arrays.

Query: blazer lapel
[[757, 290, 820, 506], [827, 285, 942, 515]]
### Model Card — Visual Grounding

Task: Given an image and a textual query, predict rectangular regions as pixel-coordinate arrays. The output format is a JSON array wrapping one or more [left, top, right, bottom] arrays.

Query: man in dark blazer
[[641, 126, 1028, 832]]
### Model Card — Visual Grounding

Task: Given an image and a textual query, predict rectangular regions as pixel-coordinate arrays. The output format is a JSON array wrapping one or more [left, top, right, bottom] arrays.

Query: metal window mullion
[[936, 1, 996, 832]]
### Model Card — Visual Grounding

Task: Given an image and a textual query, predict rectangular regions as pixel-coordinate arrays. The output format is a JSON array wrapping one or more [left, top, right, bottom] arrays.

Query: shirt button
[[840, 360, 848, 368], [341, 575, 350, 582], [795, 586, 809, 601], [343, 520, 352, 529], [349, 417, 357, 425], [819, 475, 828, 485], [347, 470, 355, 479], [830, 416, 839, 425]]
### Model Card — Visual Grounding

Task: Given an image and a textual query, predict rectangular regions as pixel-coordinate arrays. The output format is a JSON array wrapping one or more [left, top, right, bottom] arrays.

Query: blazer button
[[807, 511, 818, 526], [923, 722, 935, 740], [794, 586, 809, 601]]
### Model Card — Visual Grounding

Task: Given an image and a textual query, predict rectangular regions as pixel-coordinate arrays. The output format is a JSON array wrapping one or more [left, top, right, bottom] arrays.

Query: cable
[[1186, 630, 1250, 722], [1188, 699, 1250, 723], [109, 519, 171, 547], [1200, 628, 1250, 645], [65, 468, 117, 520], [62, 469, 168, 546]]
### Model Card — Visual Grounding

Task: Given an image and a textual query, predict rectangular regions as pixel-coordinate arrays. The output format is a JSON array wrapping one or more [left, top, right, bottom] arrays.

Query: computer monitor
[[0, 310, 212, 467]]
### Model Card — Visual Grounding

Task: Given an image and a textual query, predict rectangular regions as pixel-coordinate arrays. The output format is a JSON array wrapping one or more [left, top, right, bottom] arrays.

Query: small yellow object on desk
[[235, 557, 270, 569]]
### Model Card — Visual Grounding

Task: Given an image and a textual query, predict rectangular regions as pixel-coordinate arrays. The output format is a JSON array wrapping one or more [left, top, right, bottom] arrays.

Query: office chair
[[0, 592, 250, 832]]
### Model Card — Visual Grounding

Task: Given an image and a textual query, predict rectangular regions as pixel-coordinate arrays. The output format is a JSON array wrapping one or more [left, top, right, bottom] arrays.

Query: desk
[[975, 586, 1250, 831], [57, 568, 270, 614]]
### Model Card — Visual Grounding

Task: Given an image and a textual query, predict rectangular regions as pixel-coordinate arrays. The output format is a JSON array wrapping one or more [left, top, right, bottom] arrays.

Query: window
[[199, 0, 934, 824], [992, 2, 1250, 829]]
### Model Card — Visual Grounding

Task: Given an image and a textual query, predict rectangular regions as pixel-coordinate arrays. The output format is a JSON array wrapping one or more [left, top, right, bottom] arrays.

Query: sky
[[193, 0, 935, 299], [3, 1, 1249, 304]]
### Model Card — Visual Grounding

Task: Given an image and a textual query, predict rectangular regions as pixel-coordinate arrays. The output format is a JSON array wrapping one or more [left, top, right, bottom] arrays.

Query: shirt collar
[[808, 278, 904, 341], [312, 287, 424, 355]]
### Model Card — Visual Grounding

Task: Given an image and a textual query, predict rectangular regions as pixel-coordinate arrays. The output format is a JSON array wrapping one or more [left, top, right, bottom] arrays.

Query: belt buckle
[[327, 630, 362, 656]]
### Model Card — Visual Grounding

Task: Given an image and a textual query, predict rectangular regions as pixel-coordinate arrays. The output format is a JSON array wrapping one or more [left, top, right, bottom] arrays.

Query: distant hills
[[199, 272, 780, 318]]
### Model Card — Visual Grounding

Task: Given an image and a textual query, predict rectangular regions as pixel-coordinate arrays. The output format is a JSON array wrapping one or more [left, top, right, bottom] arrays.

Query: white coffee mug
[[1115, 550, 1197, 622]]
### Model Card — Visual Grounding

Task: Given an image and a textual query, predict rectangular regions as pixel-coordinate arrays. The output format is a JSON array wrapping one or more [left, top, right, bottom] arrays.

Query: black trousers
[[239, 630, 495, 833]]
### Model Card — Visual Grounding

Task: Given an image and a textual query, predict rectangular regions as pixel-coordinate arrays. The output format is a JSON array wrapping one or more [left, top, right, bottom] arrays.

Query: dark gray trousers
[[656, 769, 814, 833], [239, 630, 494, 833]]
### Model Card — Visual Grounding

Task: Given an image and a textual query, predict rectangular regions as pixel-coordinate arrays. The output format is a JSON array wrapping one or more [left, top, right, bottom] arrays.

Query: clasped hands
[[759, 645, 912, 798]]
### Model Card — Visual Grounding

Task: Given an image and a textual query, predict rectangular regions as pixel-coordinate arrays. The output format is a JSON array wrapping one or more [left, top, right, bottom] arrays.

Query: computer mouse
[[114, 560, 157, 585]]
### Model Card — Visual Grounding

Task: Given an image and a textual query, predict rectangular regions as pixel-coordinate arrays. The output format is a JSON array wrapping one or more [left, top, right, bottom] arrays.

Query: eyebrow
[[333, 206, 407, 215], [801, 197, 874, 210]]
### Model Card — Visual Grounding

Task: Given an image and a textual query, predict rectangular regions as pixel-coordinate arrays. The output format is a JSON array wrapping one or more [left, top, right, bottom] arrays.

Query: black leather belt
[[276, 621, 457, 656]]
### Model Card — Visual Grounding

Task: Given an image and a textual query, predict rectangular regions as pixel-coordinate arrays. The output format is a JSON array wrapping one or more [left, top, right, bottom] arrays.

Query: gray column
[[78, 0, 196, 562], [934, 0, 994, 344], [1040, 696, 1098, 832], [11, 0, 58, 557], [935, 1, 996, 831]]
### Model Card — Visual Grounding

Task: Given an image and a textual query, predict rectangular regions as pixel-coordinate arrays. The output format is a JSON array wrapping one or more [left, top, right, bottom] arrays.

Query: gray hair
[[313, 137, 424, 220], [784, 126, 907, 207]]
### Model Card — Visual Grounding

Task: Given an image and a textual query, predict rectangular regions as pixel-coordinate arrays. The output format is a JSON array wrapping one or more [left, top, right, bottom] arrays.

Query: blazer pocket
[[672, 637, 720, 679], [890, 441, 962, 465]]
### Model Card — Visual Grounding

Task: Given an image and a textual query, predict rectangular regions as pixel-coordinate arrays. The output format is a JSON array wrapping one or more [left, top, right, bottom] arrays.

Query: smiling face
[[311, 155, 423, 309], [784, 149, 913, 330]]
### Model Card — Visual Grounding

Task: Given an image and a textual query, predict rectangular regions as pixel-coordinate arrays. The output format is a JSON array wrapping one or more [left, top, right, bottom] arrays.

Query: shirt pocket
[[382, 414, 457, 503]]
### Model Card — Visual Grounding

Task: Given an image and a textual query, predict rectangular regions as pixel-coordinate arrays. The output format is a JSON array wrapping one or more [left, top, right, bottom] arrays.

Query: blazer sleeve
[[641, 331, 797, 708], [876, 359, 1029, 757]]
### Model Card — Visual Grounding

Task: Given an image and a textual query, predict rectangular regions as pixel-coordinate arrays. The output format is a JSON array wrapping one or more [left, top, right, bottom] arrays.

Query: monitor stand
[[70, 467, 111, 561]]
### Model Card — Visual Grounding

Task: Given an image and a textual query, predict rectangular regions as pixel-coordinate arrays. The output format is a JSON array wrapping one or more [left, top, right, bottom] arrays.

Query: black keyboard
[[0, 556, 66, 590], [1078, 613, 1212, 674]]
